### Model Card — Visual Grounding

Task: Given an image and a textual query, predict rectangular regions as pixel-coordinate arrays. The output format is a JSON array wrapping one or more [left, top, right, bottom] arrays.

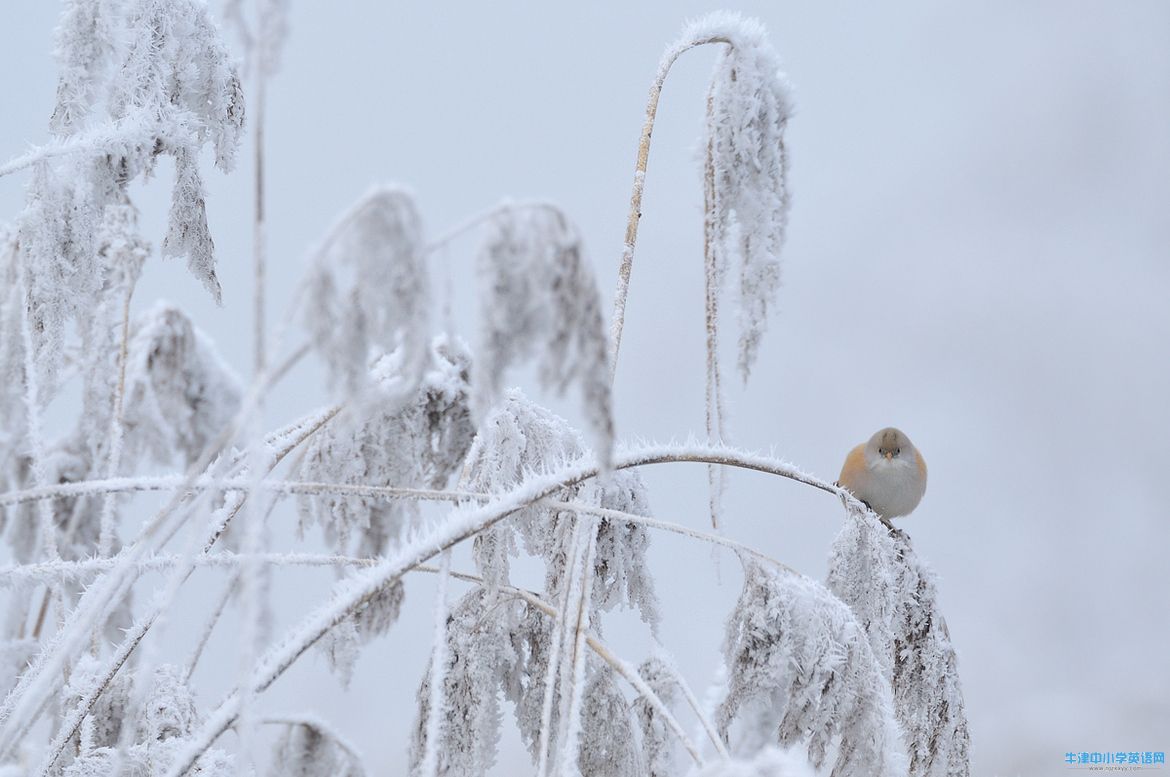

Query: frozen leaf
[[677, 12, 793, 381], [121, 302, 242, 467], [828, 514, 971, 777], [464, 392, 657, 626], [268, 718, 365, 777], [474, 204, 613, 467], [717, 563, 907, 777], [162, 148, 219, 302], [634, 658, 681, 777], [304, 186, 429, 398], [409, 589, 524, 776]]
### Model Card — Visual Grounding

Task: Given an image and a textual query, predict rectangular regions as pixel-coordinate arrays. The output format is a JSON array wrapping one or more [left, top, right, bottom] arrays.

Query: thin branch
[[418, 549, 452, 777], [185, 571, 239, 683]]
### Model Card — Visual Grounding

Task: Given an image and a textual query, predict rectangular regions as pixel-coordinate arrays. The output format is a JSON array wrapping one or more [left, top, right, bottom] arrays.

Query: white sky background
[[2, 2, 1169, 776]]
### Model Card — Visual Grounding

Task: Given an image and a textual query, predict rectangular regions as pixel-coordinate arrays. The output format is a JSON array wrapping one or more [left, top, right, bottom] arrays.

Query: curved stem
[[607, 35, 731, 385]]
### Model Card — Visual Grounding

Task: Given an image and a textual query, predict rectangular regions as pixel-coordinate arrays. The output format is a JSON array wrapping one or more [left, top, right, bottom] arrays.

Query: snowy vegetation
[[0, 4, 969, 776]]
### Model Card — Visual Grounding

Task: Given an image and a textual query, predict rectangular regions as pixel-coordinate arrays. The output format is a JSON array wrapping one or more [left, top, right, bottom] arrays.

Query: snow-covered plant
[[463, 391, 658, 627], [474, 205, 614, 466], [408, 589, 525, 775], [122, 302, 242, 468], [828, 513, 971, 777], [717, 562, 908, 777], [297, 337, 474, 556], [304, 186, 429, 397], [634, 657, 683, 777], [267, 717, 365, 777], [0, 7, 969, 777]]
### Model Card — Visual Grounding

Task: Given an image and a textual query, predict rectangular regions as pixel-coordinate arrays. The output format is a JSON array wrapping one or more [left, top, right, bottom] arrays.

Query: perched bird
[[838, 427, 927, 519]]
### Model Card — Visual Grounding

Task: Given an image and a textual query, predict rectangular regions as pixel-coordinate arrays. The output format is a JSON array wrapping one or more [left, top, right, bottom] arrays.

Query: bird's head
[[866, 427, 913, 465]]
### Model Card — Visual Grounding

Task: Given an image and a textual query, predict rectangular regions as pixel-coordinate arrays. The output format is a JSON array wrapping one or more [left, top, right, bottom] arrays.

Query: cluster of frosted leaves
[[15, 0, 243, 400], [633, 657, 682, 777], [317, 577, 405, 688], [827, 512, 971, 777], [297, 336, 475, 557], [475, 205, 613, 467], [678, 12, 793, 380], [303, 186, 429, 398], [121, 302, 242, 468], [60, 664, 232, 777], [717, 562, 908, 777], [409, 590, 640, 777], [463, 390, 658, 627], [267, 719, 365, 777]]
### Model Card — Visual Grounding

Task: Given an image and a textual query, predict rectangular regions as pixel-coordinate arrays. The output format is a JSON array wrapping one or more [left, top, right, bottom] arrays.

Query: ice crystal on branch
[[475, 205, 613, 468], [717, 562, 907, 777], [297, 337, 474, 556], [304, 186, 429, 398], [828, 514, 971, 777], [121, 302, 242, 468]]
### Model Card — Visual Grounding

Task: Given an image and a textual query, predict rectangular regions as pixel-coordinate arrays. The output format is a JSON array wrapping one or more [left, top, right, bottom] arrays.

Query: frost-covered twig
[[554, 520, 600, 776]]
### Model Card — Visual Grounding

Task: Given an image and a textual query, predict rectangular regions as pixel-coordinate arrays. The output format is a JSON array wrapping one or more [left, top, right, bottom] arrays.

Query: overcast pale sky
[[2, 3, 1168, 775]]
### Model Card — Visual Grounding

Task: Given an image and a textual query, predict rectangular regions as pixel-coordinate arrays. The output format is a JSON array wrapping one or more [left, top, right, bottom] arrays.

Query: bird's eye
[[895, 448, 901, 455]]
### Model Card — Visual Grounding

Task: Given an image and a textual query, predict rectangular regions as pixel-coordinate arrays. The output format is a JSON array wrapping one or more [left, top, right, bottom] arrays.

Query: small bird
[[838, 427, 927, 519]]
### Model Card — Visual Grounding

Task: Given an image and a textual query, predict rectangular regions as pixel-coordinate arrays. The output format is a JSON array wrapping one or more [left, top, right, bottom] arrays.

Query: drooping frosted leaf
[[634, 658, 681, 777], [162, 147, 220, 302], [575, 666, 641, 777], [121, 302, 242, 468], [304, 186, 429, 397], [268, 718, 365, 777], [409, 589, 524, 776], [827, 514, 971, 777], [317, 577, 404, 688], [679, 12, 793, 380], [49, 0, 116, 137], [110, 0, 245, 171], [296, 337, 474, 556], [15, 161, 104, 400], [475, 204, 613, 468], [463, 391, 657, 626], [718, 563, 907, 777]]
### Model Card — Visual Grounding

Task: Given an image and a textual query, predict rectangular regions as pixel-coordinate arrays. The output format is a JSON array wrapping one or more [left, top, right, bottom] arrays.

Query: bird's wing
[[837, 443, 868, 492]]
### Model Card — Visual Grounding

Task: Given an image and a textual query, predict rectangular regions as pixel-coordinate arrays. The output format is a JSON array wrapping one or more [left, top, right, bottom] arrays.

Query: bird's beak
[[884, 451, 893, 460]]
